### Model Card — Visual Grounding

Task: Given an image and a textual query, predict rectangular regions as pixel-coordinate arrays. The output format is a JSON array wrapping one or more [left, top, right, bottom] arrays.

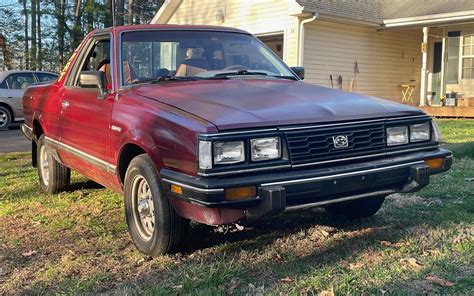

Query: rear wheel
[[37, 135, 71, 194], [124, 154, 189, 256], [325, 195, 386, 219], [0, 106, 12, 130]]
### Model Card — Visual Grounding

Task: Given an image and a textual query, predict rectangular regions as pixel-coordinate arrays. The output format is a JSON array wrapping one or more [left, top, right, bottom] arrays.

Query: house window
[[462, 35, 474, 79], [446, 31, 460, 84]]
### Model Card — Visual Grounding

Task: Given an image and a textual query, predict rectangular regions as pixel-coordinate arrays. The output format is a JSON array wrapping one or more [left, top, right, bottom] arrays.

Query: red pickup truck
[[22, 24, 452, 256]]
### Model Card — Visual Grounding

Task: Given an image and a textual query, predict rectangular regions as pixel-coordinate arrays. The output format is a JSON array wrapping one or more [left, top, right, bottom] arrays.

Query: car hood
[[135, 79, 424, 130]]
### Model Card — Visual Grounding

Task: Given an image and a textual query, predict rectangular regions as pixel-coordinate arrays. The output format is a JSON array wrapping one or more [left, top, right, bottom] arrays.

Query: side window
[[0, 80, 7, 89], [36, 73, 58, 82], [121, 41, 179, 85], [5, 73, 35, 89], [75, 39, 111, 86]]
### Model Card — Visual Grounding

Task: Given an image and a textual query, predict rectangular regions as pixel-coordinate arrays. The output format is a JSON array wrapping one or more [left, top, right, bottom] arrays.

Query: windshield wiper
[[152, 76, 201, 83], [209, 70, 298, 80], [131, 76, 200, 85], [212, 70, 268, 78], [268, 75, 299, 81]]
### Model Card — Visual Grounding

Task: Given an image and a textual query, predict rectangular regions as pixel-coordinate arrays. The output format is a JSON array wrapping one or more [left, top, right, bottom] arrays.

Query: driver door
[[57, 36, 116, 175]]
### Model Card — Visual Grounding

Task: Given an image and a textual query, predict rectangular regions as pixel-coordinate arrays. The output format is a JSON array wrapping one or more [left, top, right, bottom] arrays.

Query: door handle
[[61, 100, 70, 110]]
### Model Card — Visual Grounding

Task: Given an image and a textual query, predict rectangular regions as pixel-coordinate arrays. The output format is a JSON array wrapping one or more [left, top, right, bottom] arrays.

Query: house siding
[[303, 21, 422, 103], [166, 0, 300, 66]]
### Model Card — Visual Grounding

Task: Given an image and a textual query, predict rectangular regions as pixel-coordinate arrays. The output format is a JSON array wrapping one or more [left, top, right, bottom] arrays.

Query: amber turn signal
[[425, 158, 444, 170], [170, 184, 183, 195], [225, 186, 256, 201]]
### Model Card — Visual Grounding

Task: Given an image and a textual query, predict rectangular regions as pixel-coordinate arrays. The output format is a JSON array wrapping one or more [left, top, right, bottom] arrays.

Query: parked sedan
[[0, 70, 58, 129]]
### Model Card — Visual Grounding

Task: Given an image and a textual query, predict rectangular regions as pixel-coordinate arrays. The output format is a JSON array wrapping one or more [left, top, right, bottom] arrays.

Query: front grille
[[284, 121, 386, 165]]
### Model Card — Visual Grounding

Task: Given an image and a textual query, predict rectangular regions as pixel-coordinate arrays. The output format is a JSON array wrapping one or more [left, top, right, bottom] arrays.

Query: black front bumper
[[161, 148, 452, 217]]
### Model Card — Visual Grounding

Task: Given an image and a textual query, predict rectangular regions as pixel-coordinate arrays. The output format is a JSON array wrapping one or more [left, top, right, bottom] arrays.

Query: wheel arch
[[31, 118, 44, 167], [117, 143, 149, 186]]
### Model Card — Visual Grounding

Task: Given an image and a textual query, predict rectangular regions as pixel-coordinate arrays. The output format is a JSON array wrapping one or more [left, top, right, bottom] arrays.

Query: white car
[[0, 70, 58, 130]]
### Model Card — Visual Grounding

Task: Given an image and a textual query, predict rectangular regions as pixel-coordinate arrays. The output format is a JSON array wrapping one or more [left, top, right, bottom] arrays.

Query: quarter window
[[462, 35, 474, 79]]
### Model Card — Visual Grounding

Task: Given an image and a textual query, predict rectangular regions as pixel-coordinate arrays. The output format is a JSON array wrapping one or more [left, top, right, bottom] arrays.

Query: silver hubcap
[[39, 145, 49, 186], [131, 175, 155, 240], [0, 110, 7, 127]]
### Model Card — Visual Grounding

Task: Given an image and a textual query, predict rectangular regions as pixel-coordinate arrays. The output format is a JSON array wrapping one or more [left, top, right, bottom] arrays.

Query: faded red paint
[[170, 199, 245, 225], [22, 24, 426, 223]]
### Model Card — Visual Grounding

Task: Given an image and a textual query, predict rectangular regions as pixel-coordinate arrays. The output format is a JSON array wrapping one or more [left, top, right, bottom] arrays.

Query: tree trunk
[[128, 0, 134, 24], [22, 0, 29, 69], [71, 0, 83, 51], [54, 0, 66, 69], [0, 34, 11, 70], [37, 0, 42, 70], [31, 0, 37, 70], [104, 0, 112, 27], [116, 0, 125, 25], [86, 0, 94, 32]]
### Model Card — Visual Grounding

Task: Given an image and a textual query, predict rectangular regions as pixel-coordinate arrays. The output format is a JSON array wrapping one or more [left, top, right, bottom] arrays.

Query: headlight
[[431, 121, 443, 142], [410, 122, 430, 142], [213, 141, 245, 164], [250, 137, 281, 161], [386, 126, 408, 146]]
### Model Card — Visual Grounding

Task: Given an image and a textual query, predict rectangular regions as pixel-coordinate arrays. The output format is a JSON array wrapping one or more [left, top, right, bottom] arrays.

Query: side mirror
[[291, 67, 305, 80], [79, 71, 107, 98]]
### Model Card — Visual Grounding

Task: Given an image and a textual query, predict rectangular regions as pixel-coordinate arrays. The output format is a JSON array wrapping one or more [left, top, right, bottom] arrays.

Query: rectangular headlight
[[387, 126, 408, 146], [213, 141, 245, 164], [199, 141, 212, 169], [410, 122, 430, 142], [251, 137, 281, 161]]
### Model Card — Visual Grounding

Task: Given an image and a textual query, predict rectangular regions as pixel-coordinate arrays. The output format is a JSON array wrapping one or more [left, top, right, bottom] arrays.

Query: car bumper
[[21, 124, 34, 141], [161, 148, 452, 225]]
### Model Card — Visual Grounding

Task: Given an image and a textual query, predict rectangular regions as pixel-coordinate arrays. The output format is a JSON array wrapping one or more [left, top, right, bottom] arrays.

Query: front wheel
[[124, 154, 189, 256], [325, 195, 386, 219], [37, 135, 71, 194]]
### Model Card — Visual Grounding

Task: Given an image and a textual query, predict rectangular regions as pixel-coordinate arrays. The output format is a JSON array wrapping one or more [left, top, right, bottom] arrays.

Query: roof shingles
[[296, 0, 474, 24]]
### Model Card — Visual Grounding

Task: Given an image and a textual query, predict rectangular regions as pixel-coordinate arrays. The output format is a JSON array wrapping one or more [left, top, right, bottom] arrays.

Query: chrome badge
[[332, 135, 349, 148]]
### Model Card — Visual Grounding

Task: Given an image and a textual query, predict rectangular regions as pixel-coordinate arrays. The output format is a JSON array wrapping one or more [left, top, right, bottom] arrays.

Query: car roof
[[0, 70, 58, 81], [92, 24, 251, 35]]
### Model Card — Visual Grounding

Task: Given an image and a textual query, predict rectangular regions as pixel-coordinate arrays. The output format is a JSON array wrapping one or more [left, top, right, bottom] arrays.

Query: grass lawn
[[0, 119, 473, 295]]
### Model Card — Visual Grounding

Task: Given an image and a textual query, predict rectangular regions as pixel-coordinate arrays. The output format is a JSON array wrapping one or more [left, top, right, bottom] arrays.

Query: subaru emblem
[[332, 135, 349, 148]]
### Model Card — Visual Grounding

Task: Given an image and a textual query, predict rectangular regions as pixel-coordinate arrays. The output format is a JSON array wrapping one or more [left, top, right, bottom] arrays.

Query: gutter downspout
[[298, 13, 317, 67]]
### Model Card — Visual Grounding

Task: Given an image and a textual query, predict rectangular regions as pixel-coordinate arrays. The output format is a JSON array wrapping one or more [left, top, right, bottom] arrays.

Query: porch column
[[419, 27, 429, 106]]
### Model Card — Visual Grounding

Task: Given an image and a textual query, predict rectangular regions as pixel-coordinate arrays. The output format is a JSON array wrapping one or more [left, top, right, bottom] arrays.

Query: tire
[[325, 195, 386, 219], [124, 154, 189, 256], [0, 106, 12, 130], [37, 135, 71, 194]]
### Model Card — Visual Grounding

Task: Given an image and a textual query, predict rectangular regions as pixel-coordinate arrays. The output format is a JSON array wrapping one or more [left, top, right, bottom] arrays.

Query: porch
[[419, 106, 474, 118], [384, 12, 474, 118]]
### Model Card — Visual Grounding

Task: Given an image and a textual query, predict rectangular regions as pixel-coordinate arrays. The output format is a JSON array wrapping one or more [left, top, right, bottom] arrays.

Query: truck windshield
[[120, 30, 296, 86]]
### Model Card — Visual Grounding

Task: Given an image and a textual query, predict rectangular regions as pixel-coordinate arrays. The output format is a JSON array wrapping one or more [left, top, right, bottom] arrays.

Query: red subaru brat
[[22, 25, 452, 256]]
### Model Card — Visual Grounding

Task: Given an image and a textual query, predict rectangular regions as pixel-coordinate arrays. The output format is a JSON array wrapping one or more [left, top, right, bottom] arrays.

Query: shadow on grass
[[443, 142, 474, 158], [66, 180, 104, 192]]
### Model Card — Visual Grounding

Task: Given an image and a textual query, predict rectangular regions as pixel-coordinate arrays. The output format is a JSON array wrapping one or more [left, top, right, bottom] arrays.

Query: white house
[[152, 0, 474, 117]]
